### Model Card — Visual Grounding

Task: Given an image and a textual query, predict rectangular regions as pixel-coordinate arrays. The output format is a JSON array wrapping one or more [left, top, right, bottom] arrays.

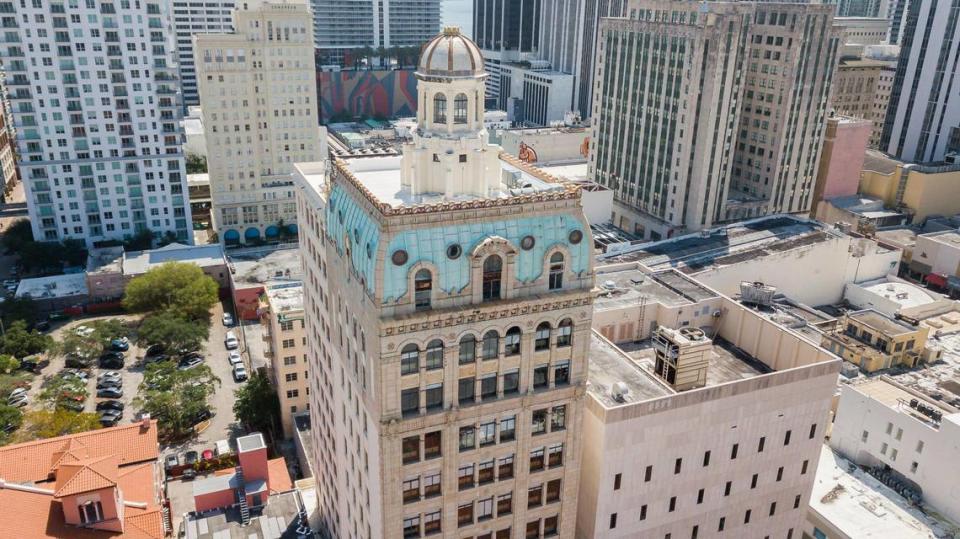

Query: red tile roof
[[54, 455, 119, 497], [0, 420, 159, 483], [267, 457, 293, 494]]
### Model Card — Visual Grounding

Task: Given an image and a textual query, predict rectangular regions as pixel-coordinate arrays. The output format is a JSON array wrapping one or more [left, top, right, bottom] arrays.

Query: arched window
[[482, 330, 499, 360], [535, 322, 552, 351], [505, 326, 522, 356], [548, 252, 564, 290], [459, 334, 477, 364], [433, 93, 447, 123], [401, 344, 419, 375], [482, 255, 503, 301], [454, 93, 468, 123], [557, 318, 573, 347], [414, 269, 432, 310], [425, 339, 444, 370]]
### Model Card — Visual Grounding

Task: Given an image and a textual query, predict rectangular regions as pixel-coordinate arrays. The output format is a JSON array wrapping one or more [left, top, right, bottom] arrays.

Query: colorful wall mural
[[318, 69, 418, 121]]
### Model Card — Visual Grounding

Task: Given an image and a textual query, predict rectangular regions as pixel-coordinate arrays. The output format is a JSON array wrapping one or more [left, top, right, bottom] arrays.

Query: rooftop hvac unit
[[652, 326, 711, 391], [610, 381, 629, 403], [740, 281, 776, 307]]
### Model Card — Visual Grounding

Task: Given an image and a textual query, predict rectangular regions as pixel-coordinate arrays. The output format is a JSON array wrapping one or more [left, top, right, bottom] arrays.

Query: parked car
[[177, 355, 203, 370], [182, 468, 197, 480], [145, 343, 165, 357], [184, 450, 199, 466], [96, 400, 124, 412], [201, 449, 214, 461], [31, 320, 50, 332], [144, 353, 170, 364], [100, 351, 125, 361], [61, 369, 89, 381], [19, 354, 48, 373], [191, 409, 213, 425], [58, 400, 85, 412], [232, 363, 248, 382], [164, 454, 180, 470], [47, 312, 68, 322], [98, 409, 122, 427], [65, 355, 93, 369], [8, 388, 27, 400], [74, 325, 95, 338], [227, 351, 243, 366], [96, 387, 123, 399], [7, 394, 28, 407], [181, 351, 203, 361], [110, 338, 129, 351], [99, 357, 124, 370], [98, 371, 122, 382], [222, 312, 234, 327], [224, 331, 239, 350], [96, 378, 122, 390]]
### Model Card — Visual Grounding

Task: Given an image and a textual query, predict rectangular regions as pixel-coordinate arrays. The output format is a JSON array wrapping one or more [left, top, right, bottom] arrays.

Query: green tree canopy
[[0, 320, 53, 359], [122, 261, 219, 322], [14, 409, 100, 442], [1, 218, 33, 253], [233, 371, 281, 439], [0, 354, 19, 374], [0, 296, 39, 327], [38, 374, 88, 408], [135, 361, 220, 439], [185, 153, 207, 174], [51, 330, 103, 366], [0, 404, 23, 445], [137, 311, 208, 353]]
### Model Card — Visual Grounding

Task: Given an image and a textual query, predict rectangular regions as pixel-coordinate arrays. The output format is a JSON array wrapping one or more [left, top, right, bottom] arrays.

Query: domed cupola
[[417, 26, 487, 81]]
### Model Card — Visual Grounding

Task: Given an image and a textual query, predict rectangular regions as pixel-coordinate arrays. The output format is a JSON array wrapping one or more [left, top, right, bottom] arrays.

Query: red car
[[201, 449, 214, 461]]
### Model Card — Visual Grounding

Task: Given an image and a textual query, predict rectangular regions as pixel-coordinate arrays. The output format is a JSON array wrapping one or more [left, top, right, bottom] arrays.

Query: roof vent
[[602, 280, 617, 290], [611, 381, 629, 402]]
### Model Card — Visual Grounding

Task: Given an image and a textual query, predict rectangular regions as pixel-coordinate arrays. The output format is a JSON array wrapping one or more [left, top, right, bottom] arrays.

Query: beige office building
[[576, 266, 841, 538], [261, 283, 310, 438], [194, 0, 321, 246], [591, 1, 842, 239], [297, 28, 594, 539], [832, 58, 896, 148]]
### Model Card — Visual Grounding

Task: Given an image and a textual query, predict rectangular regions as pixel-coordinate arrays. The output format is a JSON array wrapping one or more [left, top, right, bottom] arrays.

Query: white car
[[222, 312, 234, 327], [9, 388, 27, 399], [227, 351, 243, 366], [74, 325, 95, 337], [232, 363, 248, 382], [224, 331, 239, 350]]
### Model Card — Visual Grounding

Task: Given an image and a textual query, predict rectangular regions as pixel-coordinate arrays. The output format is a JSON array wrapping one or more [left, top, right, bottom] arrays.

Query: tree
[[51, 330, 103, 366], [233, 372, 281, 438], [0, 404, 24, 445], [137, 311, 208, 353], [135, 361, 219, 439], [0, 297, 38, 328], [38, 374, 88, 408], [122, 261, 219, 321], [1, 219, 33, 253], [123, 228, 154, 251], [186, 153, 207, 174], [0, 321, 53, 359], [14, 409, 100, 442], [60, 239, 88, 268], [0, 354, 18, 374]]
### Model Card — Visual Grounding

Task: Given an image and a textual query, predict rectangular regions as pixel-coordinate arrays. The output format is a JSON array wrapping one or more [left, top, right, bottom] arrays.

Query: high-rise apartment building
[[296, 27, 593, 538], [172, 1, 235, 107], [880, 0, 960, 163], [311, 0, 442, 61], [590, 1, 841, 240], [0, 79, 17, 200], [194, 0, 321, 245], [1, 0, 193, 246], [473, 0, 542, 103], [262, 283, 310, 438]]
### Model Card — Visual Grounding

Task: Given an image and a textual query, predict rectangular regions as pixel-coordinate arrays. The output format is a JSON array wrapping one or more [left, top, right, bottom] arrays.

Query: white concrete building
[[261, 283, 310, 439], [194, 0, 322, 245], [830, 377, 960, 525], [843, 276, 941, 317], [576, 267, 841, 538], [172, 1, 235, 108], [3, 0, 193, 246], [880, 0, 960, 163], [600, 216, 902, 308], [182, 107, 208, 159]]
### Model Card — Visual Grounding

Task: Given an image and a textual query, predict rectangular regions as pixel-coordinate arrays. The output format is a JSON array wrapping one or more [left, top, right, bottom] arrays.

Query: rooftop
[[850, 377, 958, 430], [538, 161, 589, 182], [123, 243, 226, 276], [587, 332, 673, 407], [875, 227, 918, 248], [923, 230, 960, 248], [863, 149, 900, 175], [849, 309, 919, 335], [237, 432, 267, 453], [86, 246, 125, 274], [228, 246, 302, 288], [826, 194, 905, 220], [745, 298, 836, 343], [856, 278, 939, 310], [593, 268, 714, 311], [339, 154, 572, 211], [619, 336, 772, 387], [810, 447, 957, 538], [600, 216, 846, 274], [182, 489, 308, 539], [15, 273, 88, 300], [265, 283, 304, 315]]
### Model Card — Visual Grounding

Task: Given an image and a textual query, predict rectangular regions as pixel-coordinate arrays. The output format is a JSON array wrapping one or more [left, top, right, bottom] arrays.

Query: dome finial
[[442, 26, 461, 36]]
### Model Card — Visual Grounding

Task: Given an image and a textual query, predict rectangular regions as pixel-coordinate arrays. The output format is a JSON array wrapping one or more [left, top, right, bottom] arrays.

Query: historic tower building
[[296, 27, 595, 539]]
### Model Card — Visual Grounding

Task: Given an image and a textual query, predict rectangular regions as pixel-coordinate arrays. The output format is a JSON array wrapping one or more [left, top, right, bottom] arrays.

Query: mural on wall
[[318, 69, 418, 121]]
